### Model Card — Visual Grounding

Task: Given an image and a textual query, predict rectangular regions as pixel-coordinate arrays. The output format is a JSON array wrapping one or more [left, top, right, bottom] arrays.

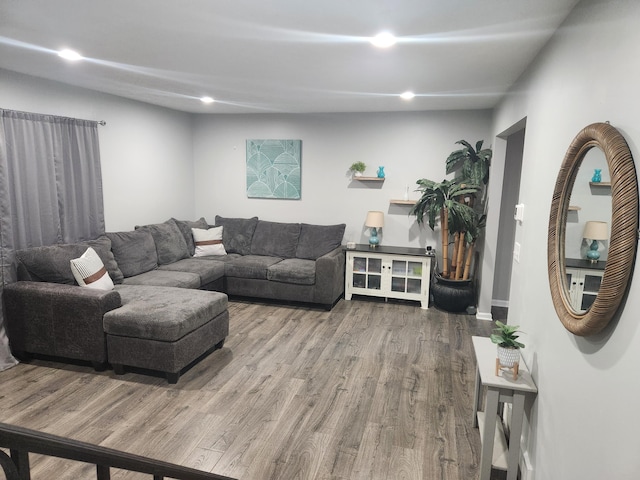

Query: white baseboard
[[476, 312, 493, 321], [492, 299, 510, 308]]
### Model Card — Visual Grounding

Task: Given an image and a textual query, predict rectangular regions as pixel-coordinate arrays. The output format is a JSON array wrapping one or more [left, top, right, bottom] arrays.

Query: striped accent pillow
[[192, 226, 227, 257], [70, 247, 115, 290]]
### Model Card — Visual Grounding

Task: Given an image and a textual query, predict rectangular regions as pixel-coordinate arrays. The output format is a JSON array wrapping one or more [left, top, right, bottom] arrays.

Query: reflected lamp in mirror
[[583, 220, 608, 263], [365, 210, 384, 247]]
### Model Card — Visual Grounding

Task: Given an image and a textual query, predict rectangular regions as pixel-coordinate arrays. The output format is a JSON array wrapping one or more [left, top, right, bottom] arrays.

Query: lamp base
[[369, 228, 380, 247], [586, 239, 600, 262]]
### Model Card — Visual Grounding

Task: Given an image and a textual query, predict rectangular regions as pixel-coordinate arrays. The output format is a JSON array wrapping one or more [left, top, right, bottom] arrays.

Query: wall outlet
[[513, 242, 521, 263]]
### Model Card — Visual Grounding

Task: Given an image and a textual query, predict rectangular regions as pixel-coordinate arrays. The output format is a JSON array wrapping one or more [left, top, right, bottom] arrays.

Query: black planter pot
[[431, 272, 475, 313]]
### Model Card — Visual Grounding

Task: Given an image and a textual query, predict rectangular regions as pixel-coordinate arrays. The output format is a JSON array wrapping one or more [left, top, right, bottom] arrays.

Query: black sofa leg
[[166, 372, 180, 384], [91, 361, 108, 372], [112, 364, 125, 375], [215, 339, 225, 350]]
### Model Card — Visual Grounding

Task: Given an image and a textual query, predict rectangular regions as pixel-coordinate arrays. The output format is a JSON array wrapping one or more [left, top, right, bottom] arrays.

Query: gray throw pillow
[[106, 230, 158, 277], [215, 216, 258, 255], [15, 237, 125, 285], [172, 217, 209, 256], [251, 221, 301, 259], [296, 223, 346, 260], [135, 220, 189, 265], [16, 244, 94, 285]]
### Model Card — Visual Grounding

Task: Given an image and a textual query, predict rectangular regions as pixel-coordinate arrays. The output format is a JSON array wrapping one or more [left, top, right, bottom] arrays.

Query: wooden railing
[[0, 422, 237, 480]]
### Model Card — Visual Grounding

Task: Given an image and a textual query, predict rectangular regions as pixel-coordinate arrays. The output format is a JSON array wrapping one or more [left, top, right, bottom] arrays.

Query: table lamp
[[583, 220, 608, 262], [365, 211, 384, 247]]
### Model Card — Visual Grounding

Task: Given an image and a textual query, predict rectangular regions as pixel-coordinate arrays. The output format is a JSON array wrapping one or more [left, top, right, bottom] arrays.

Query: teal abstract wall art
[[246, 139, 301, 199]]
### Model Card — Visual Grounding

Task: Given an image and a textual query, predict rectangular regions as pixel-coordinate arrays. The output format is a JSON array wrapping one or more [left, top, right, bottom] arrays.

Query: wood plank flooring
[[0, 298, 496, 480]]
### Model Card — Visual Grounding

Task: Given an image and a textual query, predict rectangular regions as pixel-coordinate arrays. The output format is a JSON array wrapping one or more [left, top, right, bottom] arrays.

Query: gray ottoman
[[104, 285, 229, 383]]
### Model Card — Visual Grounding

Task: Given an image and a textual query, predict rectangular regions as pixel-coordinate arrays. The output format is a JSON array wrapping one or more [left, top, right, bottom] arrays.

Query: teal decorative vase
[[592, 169, 602, 182], [377, 166, 385, 178], [369, 228, 380, 247], [586, 239, 600, 261]]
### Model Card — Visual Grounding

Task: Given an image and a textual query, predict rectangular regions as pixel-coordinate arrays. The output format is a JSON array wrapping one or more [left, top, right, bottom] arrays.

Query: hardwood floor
[[0, 298, 496, 480]]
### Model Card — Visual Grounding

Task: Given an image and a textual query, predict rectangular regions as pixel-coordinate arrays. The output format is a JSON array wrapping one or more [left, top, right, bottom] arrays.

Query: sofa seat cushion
[[104, 285, 228, 342], [267, 258, 316, 285], [224, 255, 283, 280], [193, 253, 242, 263], [251, 220, 301, 258], [157, 258, 225, 285], [121, 269, 200, 288]]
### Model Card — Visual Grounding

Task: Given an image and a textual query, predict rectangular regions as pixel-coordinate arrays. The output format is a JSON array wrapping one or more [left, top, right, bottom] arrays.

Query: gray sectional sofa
[[3, 216, 345, 382]]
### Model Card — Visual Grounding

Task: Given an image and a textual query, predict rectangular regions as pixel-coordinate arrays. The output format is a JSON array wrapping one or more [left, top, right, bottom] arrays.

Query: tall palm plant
[[410, 178, 481, 280]]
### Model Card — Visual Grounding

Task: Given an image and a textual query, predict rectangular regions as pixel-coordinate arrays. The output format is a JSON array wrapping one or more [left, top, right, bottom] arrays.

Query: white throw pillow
[[192, 226, 227, 257], [70, 247, 115, 290]]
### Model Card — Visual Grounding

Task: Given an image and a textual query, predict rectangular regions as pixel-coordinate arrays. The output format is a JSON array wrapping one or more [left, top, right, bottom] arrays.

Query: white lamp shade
[[365, 211, 384, 228], [583, 221, 608, 241]]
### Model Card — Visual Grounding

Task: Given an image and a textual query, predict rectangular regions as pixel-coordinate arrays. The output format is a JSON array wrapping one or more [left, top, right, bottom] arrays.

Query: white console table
[[344, 244, 431, 309], [472, 336, 538, 480]]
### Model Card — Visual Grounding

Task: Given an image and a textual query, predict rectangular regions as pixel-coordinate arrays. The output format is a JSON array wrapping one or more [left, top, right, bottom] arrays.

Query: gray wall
[[482, 0, 640, 477], [191, 111, 491, 249], [0, 69, 195, 232]]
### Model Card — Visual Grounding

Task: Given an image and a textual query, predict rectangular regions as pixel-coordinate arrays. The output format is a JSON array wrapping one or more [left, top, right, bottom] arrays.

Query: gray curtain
[[0, 109, 105, 371]]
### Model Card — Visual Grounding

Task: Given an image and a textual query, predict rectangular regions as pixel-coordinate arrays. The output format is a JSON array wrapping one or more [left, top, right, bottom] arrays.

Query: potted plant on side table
[[490, 320, 525, 379]]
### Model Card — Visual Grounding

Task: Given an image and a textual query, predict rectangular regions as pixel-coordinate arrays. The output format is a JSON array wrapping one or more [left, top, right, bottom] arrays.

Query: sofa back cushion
[[172, 217, 209, 256], [214, 216, 258, 255], [296, 223, 346, 260], [15, 235, 124, 284], [135, 219, 189, 265], [251, 220, 301, 258], [107, 230, 158, 277]]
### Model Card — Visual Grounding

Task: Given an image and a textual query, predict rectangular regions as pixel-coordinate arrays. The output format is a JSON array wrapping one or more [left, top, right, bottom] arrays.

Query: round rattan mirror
[[548, 122, 638, 336]]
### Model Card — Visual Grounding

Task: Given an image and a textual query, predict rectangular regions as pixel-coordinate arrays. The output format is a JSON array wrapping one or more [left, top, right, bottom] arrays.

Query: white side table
[[471, 336, 538, 480]]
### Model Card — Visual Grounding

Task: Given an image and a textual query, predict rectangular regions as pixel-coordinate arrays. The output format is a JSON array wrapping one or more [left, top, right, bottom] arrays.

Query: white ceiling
[[0, 0, 580, 114]]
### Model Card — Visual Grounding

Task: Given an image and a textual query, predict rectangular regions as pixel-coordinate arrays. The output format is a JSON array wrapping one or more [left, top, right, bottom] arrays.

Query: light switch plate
[[514, 203, 525, 222], [514, 242, 521, 263]]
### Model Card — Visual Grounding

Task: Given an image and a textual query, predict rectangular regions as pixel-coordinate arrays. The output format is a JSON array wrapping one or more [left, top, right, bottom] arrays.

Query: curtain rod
[[1, 108, 106, 126]]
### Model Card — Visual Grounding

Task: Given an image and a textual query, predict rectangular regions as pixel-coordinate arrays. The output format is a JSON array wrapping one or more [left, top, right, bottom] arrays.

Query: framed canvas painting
[[246, 139, 301, 199]]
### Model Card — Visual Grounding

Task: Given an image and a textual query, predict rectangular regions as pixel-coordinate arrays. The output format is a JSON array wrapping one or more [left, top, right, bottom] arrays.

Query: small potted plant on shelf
[[349, 161, 367, 177], [490, 320, 525, 378]]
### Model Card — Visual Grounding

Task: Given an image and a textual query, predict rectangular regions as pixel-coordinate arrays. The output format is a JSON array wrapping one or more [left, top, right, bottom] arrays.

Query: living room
[[2, 0, 640, 479]]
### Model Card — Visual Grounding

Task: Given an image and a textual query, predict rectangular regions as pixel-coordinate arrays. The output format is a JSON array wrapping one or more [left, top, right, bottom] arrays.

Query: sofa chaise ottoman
[[104, 285, 228, 383]]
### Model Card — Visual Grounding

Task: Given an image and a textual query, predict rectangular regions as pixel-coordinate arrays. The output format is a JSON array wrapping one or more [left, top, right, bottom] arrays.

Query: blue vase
[[377, 166, 385, 178], [592, 169, 602, 182]]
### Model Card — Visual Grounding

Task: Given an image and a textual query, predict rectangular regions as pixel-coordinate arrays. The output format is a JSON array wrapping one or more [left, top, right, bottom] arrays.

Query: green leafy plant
[[490, 321, 525, 349], [410, 139, 492, 282], [349, 161, 366, 173], [446, 140, 493, 186], [410, 178, 481, 280]]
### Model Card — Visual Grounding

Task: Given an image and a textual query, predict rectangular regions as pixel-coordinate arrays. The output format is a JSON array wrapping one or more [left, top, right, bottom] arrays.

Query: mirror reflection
[[564, 147, 611, 313]]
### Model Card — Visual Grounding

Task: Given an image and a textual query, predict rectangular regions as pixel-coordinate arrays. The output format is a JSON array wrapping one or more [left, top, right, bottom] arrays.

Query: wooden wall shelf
[[589, 181, 611, 187], [390, 199, 417, 205], [354, 176, 385, 182], [568, 205, 581, 211]]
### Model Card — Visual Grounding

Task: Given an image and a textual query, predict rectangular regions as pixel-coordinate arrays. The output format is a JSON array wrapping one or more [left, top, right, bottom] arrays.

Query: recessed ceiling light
[[58, 49, 82, 61], [200, 96, 215, 104], [400, 91, 415, 100], [370, 32, 397, 48]]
